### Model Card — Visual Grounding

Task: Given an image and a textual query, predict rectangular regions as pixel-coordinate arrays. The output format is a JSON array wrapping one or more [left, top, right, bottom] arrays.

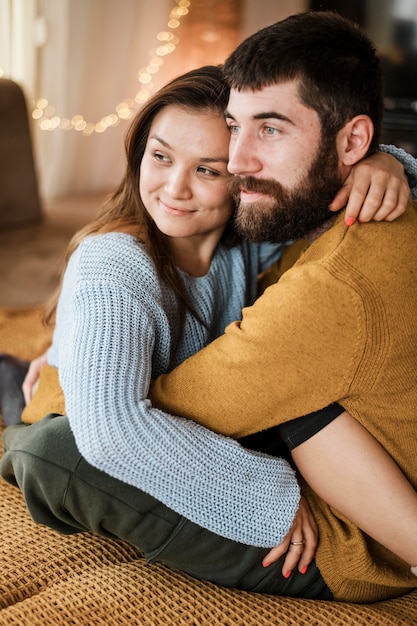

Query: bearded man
[[149, 11, 417, 602]]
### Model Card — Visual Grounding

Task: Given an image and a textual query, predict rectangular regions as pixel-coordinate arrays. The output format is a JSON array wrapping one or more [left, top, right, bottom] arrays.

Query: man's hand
[[262, 496, 318, 578], [22, 350, 49, 405], [329, 151, 409, 226]]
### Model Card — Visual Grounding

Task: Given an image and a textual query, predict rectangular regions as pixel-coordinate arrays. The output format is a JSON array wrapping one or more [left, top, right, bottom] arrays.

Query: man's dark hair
[[223, 11, 383, 153]]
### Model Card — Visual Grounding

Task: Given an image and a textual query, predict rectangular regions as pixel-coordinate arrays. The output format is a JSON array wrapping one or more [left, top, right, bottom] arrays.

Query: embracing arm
[[291, 410, 417, 568], [58, 238, 301, 548], [22, 350, 49, 405], [149, 263, 356, 436], [379, 144, 417, 199], [330, 145, 417, 224]]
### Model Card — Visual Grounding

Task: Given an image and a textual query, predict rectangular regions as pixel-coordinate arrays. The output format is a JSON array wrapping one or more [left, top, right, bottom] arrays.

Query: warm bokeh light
[[0, 0, 191, 135]]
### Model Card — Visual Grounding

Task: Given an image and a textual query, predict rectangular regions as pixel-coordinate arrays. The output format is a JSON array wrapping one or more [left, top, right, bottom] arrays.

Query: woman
[[1, 65, 417, 600]]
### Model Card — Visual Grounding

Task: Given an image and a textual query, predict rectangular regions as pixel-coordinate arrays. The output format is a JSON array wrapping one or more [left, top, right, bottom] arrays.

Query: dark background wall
[[310, 0, 417, 156]]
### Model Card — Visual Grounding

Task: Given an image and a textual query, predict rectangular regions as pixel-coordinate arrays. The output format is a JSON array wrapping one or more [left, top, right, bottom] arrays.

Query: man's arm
[[265, 410, 417, 571], [150, 259, 363, 437]]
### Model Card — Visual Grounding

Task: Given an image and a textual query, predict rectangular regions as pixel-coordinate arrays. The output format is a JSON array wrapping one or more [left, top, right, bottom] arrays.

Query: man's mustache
[[228, 176, 283, 198]]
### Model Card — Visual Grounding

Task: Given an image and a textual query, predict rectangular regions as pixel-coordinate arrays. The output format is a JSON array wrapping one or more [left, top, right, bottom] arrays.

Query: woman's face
[[139, 105, 233, 243]]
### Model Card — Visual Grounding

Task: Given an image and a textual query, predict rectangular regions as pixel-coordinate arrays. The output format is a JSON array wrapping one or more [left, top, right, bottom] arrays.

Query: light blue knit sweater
[[49, 234, 300, 548]]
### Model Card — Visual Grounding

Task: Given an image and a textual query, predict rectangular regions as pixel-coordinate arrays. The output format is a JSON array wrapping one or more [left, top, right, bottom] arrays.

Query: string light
[[1, 0, 190, 135]]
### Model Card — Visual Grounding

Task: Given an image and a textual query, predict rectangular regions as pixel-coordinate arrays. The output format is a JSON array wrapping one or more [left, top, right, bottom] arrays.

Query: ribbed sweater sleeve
[[56, 234, 300, 548]]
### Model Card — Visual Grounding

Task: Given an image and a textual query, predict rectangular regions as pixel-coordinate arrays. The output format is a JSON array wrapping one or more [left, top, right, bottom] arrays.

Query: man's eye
[[228, 124, 239, 135], [264, 126, 279, 136]]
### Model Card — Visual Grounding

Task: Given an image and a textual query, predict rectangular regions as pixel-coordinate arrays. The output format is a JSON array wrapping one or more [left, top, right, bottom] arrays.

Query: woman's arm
[[329, 147, 416, 224], [22, 349, 49, 404], [57, 235, 301, 549], [291, 410, 417, 566]]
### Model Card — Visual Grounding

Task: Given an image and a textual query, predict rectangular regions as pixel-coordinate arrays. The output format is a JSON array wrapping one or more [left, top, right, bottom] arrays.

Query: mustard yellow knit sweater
[[151, 201, 417, 603]]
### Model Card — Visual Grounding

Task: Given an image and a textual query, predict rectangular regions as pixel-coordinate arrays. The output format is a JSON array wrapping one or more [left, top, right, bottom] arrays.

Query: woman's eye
[[198, 166, 219, 177], [154, 151, 170, 162], [228, 124, 239, 135]]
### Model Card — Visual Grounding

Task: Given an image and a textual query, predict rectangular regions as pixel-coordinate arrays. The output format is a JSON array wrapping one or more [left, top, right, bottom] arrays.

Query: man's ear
[[336, 115, 374, 166]]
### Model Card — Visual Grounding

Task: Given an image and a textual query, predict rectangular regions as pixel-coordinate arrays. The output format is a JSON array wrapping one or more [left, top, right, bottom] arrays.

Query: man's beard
[[229, 140, 343, 244]]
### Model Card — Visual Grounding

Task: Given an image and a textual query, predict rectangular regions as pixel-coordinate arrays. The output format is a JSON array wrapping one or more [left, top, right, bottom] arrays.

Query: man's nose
[[227, 135, 262, 176]]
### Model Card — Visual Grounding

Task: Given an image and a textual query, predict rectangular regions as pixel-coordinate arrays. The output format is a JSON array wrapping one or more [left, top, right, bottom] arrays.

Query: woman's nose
[[165, 169, 192, 199]]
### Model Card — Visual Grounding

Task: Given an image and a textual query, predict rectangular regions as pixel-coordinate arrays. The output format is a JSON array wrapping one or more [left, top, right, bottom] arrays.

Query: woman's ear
[[336, 115, 374, 166]]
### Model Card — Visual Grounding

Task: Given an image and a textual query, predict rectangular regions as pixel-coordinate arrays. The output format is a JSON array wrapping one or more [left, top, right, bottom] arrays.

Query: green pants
[[0, 414, 332, 600]]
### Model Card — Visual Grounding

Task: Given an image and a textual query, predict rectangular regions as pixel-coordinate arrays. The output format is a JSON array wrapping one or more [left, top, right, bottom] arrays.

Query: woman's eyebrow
[[149, 134, 170, 148], [149, 134, 227, 165]]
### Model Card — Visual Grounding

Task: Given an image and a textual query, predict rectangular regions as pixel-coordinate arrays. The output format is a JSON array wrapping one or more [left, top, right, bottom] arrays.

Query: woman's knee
[[2, 414, 82, 472]]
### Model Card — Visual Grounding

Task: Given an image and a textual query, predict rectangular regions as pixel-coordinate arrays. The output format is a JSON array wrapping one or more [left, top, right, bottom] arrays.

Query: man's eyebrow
[[224, 111, 294, 125]]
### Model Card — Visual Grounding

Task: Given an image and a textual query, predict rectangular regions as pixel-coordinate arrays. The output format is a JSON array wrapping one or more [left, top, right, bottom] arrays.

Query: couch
[[0, 78, 42, 229], [1, 306, 417, 625]]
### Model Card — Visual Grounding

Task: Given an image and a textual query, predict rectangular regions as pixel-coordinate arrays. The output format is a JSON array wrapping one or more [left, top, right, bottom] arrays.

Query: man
[[148, 11, 417, 602], [2, 11, 417, 604]]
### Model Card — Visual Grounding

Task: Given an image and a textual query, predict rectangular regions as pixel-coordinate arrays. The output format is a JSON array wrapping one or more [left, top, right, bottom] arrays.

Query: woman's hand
[[22, 349, 49, 404], [262, 496, 318, 578], [329, 151, 409, 226]]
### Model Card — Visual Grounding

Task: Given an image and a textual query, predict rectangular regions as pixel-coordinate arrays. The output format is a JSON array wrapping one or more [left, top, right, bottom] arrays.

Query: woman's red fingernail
[[263, 561, 271, 568], [345, 216, 355, 226], [301, 565, 308, 574], [284, 570, 292, 579]]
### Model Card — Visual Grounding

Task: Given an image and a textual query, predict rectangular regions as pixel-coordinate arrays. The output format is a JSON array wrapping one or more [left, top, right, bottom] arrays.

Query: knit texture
[[49, 233, 300, 548]]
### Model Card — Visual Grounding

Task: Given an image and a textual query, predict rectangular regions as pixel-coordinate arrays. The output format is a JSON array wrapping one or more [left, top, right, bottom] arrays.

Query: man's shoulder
[[302, 203, 417, 266]]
